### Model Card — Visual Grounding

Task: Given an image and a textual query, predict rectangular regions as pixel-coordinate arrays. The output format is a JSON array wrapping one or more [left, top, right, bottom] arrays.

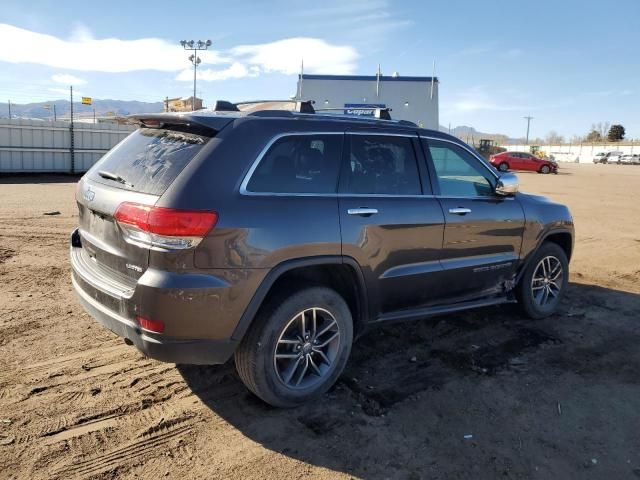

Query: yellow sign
[[81, 97, 92, 105]]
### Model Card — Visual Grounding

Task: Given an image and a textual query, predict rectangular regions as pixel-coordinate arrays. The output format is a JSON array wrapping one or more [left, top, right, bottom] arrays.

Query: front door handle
[[347, 208, 379, 216], [448, 207, 472, 215]]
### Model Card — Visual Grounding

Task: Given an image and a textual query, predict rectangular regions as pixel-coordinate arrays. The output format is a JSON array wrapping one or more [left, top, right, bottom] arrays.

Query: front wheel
[[516, 242, 569, 319], [235, 286, 353, 407], [498, 162, 509, 172], [540, 165, 551, 174]]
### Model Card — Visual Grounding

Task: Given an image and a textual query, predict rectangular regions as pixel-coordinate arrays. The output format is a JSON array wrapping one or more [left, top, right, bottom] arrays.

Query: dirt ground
[[0, 163, 639, 480]]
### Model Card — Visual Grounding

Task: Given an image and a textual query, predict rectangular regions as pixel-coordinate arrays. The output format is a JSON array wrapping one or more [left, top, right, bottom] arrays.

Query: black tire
[[540, 165, 551, 174], [498, 162, 509, 172], [234, 286, 353, 407], [516, 242, 569, 319]]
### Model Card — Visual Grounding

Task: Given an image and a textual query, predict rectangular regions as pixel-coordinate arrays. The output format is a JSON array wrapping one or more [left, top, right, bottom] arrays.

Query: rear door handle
[[347, 208, 379, 216], [448, 207, 472, 215]]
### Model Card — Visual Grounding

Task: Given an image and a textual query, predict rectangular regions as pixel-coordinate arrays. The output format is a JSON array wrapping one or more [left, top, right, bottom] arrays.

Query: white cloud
[[445, 86, 531, 113], [231, 38, 358, 75], [0, 23, 226, 72], [51, 73, 86, 85], [48, 87, 83, 96], [176, 62, 259, 82], [0, 23, 359, 83]]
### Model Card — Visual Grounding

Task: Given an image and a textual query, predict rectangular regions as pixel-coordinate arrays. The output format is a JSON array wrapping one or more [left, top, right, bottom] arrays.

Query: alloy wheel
[[531, 255, 563, 307], [273, 307, 341, 389]]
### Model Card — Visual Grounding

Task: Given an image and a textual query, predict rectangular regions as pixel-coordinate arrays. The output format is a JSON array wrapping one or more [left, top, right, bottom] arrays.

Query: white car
[[608, 151, 625, 164], [619, 154, 640, 165], [593, 151, 624, 164]]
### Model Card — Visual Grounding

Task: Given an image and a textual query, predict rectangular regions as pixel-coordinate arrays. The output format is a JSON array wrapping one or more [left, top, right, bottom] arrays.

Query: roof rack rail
[[211, 100, 239, 112], [233, 99, 315, 114], [373, 107, 392, 120], [295, 100, 315, 113], [316, 105, 395, 121]]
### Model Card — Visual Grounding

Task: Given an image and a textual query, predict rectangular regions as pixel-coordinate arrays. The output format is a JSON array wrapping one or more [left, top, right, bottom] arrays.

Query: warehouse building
[[296, 73, 439, 128]]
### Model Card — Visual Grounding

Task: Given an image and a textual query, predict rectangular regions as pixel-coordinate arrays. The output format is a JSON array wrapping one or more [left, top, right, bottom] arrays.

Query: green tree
[[607, 124, 625, 141], [585, 130, 602, 142]]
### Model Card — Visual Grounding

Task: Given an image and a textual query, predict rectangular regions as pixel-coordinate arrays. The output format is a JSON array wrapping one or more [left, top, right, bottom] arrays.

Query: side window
[[246, 134, 342, 193], [424, 139, 495, 197], [341, 135, 422, 195]]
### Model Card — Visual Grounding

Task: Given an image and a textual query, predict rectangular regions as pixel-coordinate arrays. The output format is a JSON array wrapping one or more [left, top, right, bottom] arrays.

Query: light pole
[[180, 39, 211, 110], [524, 116, 534, 144]]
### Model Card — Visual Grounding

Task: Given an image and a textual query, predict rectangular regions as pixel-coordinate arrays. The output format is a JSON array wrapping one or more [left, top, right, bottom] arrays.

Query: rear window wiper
[[98, 170, 134, 188]]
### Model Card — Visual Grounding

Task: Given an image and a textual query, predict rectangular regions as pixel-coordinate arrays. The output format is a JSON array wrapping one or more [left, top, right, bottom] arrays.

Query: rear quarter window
[[89, 126, 211, 195], [246, 134, 343, 194]]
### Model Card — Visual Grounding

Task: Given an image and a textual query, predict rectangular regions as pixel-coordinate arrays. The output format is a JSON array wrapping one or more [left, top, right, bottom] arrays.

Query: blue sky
[[1, 0, 639, 139]]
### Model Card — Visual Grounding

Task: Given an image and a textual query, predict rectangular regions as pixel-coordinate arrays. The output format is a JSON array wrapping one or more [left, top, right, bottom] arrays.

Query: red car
[[489, 151, 558, 174]]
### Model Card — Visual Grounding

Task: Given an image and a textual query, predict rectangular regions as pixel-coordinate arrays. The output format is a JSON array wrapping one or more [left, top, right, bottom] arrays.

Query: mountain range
[[4, 99, 164, 120], [2, 99, 515, 141]]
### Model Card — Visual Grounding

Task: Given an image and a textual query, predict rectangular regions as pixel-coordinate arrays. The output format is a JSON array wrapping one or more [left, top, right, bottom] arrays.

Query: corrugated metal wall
[[0, 119, 136, 173]]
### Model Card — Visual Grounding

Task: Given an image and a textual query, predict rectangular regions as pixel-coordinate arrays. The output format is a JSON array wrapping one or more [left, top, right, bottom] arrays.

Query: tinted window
[[341, 135, 422, 195], [425, 139, 495, 197], [246, 134, 342, 193], [89, 126, 211, 195]]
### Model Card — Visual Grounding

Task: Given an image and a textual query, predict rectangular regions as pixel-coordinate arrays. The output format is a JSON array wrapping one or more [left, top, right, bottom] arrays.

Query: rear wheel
[[516, 242, 569, 319], [235, 286, 353, 407], [498, 162, 509, 172], [540, 165, 551, 174]]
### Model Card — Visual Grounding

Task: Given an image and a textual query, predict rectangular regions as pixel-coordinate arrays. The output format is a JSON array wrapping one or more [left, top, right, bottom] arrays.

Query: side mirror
[[495, 172, 519, 196]]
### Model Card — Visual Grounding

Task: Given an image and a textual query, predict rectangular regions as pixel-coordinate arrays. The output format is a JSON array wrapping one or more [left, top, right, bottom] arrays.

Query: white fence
[[0, 119, 136, 173], [500, 143, 640, 164]]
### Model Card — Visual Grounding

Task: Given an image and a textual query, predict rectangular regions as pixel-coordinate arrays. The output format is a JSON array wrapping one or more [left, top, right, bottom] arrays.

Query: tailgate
[[76, 178, 159, 285]]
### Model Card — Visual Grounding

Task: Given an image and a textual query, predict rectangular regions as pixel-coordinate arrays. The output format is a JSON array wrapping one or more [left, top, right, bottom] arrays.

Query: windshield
[[88, 126, 212, 195]]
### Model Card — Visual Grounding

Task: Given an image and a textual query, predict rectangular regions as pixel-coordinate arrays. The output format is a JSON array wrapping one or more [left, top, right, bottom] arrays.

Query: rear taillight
[[114, 202, 217, 250]]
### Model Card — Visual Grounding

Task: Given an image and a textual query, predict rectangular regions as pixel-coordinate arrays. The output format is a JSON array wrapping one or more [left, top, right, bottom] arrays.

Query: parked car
[[489, 151, 558, 174], [593, 151, 624, 164], [619, 154, 640, 165], [71, 103, 574, 407], [607, 151, 625, 164]]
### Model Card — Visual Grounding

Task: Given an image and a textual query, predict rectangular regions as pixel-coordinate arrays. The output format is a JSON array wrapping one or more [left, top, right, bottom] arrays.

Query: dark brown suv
[[71, 103, 574, 407]]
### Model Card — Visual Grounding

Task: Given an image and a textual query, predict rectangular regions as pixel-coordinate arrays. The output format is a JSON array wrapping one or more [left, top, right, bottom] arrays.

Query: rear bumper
[[73, 275, 237, 364], [69, 228, 245, 365]]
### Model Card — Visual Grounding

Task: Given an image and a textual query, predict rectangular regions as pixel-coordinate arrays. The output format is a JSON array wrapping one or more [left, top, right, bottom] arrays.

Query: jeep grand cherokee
[[71, 102, 574, 407]]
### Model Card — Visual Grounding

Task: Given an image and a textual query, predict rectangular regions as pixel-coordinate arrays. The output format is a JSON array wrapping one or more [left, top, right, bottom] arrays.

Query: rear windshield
[[89, 126, 212, 195]]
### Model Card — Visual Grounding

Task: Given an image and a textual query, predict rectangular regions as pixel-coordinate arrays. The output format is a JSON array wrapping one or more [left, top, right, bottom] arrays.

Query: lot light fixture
[[180, 39, 212, 110]]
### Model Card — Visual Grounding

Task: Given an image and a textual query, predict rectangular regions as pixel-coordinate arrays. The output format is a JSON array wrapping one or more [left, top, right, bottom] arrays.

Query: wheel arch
[[516, 229, 573, 284], [231, 256, 368, 342]]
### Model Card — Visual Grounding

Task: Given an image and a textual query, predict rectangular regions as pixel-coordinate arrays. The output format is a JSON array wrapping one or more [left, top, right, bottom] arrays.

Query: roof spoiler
[[127, 113, 232, 133]]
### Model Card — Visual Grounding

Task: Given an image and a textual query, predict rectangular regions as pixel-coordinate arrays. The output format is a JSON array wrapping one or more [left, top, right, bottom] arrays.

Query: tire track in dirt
[[51, 421, 195, 478]]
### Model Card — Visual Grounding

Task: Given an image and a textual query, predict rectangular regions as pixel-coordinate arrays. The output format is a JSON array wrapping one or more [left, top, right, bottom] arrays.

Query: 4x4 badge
[[83, 187, 95, 202]]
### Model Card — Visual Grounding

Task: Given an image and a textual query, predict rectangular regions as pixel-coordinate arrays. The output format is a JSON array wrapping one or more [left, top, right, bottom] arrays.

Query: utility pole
[[8, 99, 11, 119], [165, 96, 169, 112], [180, 39, 211, 111], [93, 108, 96, 124], [524, 116, 534, 144], [53, 104, 57, 121], [70, 86, 75, 174]]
